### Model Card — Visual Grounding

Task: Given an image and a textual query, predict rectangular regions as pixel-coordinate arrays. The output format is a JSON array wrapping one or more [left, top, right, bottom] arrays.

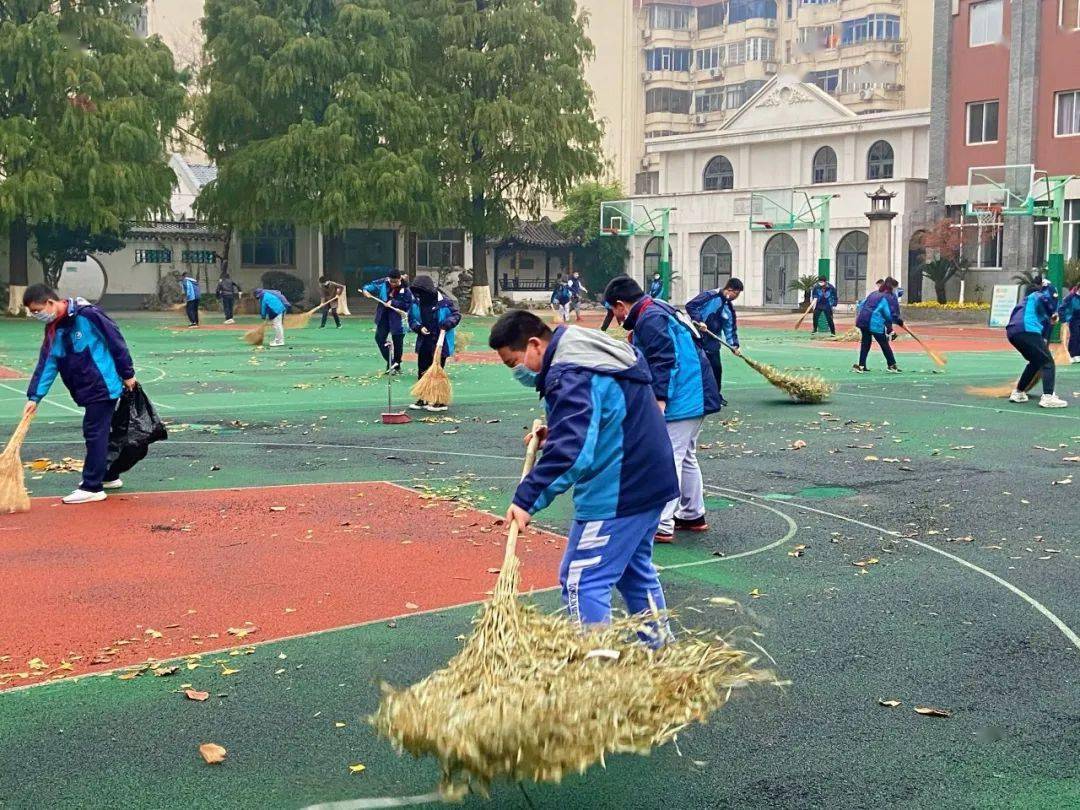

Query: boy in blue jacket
[[853, 277, 903, 373], [810, 277, 838, 335], [1059, 284, 1080, 363], [408, 275, 460, 412], [491, 310, 678, 638], [22, 285, 138, 504], [686, 277, 743, 404], [181, 273, 201, 328], [1006, 282, 1068, 408], [254, 288, 288, 347], [363, 269, 414, 372], [550, 279, 573, 323], [568, 271, 588, 322], [604, 276, 721, 544], [648, 272, 664, 300]]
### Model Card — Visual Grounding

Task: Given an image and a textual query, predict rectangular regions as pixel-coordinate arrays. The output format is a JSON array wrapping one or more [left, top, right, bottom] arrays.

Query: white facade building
[[628, 76, 931, 307]]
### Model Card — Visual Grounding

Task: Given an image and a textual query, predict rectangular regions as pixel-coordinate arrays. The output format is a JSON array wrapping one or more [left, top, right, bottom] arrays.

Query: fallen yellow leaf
[[914, 706, 952, 718], [348, 763, 366, 774], [335, 722, 346, 728], [184, 689, 210, 702], [27, 658, 48, 671], [220, 667, 240, 676], [878, 699, 902, 708], [199, 743, 228, 764]]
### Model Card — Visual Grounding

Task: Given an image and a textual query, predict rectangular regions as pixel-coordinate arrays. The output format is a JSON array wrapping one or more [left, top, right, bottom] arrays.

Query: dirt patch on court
[[0, 366, 24, 379], [0, 481, 565, 689], [164, 323, 254, 332]]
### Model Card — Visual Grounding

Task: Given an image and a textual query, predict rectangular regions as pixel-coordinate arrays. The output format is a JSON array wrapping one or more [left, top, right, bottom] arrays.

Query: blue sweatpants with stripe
[[560, 507, 668, 632]]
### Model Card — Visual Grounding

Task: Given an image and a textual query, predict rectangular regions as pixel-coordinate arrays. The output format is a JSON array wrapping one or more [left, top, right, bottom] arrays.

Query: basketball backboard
[[749, 189, 825, 231], [966, 165, 1036, 216], [600, 200, 672, 237]]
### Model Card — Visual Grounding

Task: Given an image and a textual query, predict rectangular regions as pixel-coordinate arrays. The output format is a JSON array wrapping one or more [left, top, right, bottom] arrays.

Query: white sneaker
[[1039, 393, 1069, 409], [224, 319, 235, 325], [269, 341, 285, 347], [62, 489, 107, 505], [1071, 356, 1080, 364], [425, 403, 449, 412], [1008, 390, 1029, 403], [103, 479, 123, 490]]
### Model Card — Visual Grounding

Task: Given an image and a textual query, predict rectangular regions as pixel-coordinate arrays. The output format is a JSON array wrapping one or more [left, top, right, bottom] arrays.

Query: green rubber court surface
[[0, 311, 1078, 809]]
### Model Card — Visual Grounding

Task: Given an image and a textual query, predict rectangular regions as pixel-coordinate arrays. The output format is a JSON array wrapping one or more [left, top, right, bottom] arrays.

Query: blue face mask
[[511, 364, 538, 388], [30, 310, 56, 324]]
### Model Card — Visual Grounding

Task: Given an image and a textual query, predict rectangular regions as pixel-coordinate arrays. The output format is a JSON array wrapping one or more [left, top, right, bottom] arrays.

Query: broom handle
[[363, 291, 408, 318], [434, 328, 446, 354], [504, 419, 545, 561], [898, 324, 942, 360], [697, 324, 748, 363], [794, 301, 814, 330]]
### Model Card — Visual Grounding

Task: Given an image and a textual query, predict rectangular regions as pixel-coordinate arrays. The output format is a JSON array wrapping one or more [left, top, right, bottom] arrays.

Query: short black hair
[[884, 276, 899, 289], [23, 284, 59, 307], [725, 277, 744, 292], [489, 310, 553, 352], [603, 275, 645, 306]]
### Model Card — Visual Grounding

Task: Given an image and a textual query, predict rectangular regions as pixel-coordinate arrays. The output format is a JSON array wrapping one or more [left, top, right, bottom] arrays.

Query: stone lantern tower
[[865, 186, 898, 296]]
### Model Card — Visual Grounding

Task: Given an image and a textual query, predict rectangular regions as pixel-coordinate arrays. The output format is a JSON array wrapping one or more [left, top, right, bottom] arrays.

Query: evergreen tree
[[195, 0, 446, 280], [0, 1, 185, 305], [410, 0, 605, 314]]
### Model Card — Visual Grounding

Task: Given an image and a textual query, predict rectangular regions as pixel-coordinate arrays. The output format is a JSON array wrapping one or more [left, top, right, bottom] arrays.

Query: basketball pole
[[1046, 176, 1069, 343], [816, 195, 832, 283], [659, 208, 673, 300]]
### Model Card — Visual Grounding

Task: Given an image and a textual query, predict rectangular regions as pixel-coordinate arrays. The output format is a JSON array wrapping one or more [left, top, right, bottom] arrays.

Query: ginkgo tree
[[0, 1, 185, 310]]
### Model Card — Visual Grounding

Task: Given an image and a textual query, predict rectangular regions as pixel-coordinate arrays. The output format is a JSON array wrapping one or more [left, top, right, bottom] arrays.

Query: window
[[812, 146, 837, 183], [800, 0, 837, 4], [417, 229, 464, 268], [1062, 0, 1080, 29], [635, 171, 659, 195], [181, 250, 216, 264], [699, 3, 727, 28], [836, 231, 868, 303], [726, 84, 747, 109], [646, 48, 692, 72], [841, 14, 900, 45], [726, 41, 746, 66], [703, 156, 734, 190], [700, 235, 733, 290], [135, 249, 172, 264], [697, 46, 724, 71], [728, 0, 777, 23], [1034, 199, 1080, 266], [646, 88, 692, 114], [867, 140, 894, 179], [746, 38, 775, 62], [696, 88, 725, 113], [644, 237, 672, 279], [810, 69, 840, 94], [967, 100, 999, 144], [649, 5, 690, 29], [1056, 90, 1080, 136], [969, 0, 1003, 46], [800, 25, 838, 50], [131, 3, 149, 37], [241, 224, 295, 267]]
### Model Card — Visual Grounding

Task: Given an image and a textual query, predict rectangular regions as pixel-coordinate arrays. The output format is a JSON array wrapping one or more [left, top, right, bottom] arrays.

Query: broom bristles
[[410, 332, 453, 405], [1, 411, 34, 514], [740, 353, 834, 403], [243, 323, 268, 345]]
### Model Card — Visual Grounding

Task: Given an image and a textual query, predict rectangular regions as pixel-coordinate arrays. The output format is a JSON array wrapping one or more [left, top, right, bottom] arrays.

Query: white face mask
[[29, 310, 56, 324]]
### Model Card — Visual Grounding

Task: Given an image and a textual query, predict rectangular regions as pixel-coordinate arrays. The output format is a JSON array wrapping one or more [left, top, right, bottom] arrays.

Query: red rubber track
[[0, 366, 24, 379], [0, 482, 565, 689]]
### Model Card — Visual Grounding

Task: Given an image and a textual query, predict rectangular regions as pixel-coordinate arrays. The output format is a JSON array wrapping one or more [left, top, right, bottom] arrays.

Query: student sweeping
[[363, 269, 413, 373], [181, 273, 201, 327], [408, 275, 460, 412], [810, 277, 838, 335], [22, 285, 137, 504], [490, 310, 678, 637], [853, 277, 903, 373], [318, 277, 345, 329], [686, 277, 743, 405], [254, 288, 288, 347], [214, 272, 241, 324], [1059, 284, 1080, 364], [550, 279, 573, 323], [603, 276, 721, 544], [568, 271, 588, 321], [1006, 283, 1068, 408], [648, 272, 664, 300]]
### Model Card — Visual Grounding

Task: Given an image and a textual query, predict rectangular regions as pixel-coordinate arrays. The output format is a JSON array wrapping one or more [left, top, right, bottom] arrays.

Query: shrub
[[260, 271, 304, 307], [906, 301, 989, 310]]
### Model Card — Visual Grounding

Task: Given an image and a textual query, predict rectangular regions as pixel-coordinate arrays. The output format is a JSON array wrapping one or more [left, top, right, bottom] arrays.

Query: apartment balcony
[[837, 0, 904, 16], [837, 85, 904, 110], [690, 110, 727, 128], [743, 17, 781, 35], [642, 69, 693, 86], [641, 27, 693, 48], [644, 110, 692, 131], [840, 38, 904, 58]]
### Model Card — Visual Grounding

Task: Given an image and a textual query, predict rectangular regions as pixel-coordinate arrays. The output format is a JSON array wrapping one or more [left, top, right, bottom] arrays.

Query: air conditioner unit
[[884, 82, 903, 92], [642, 28, 652, 40], [693, 114, 708, 125], [642, 71, 653, 81], [640, 157, 654, 170], [860, 88, 875, 100], [709, 67, 723, 78], [891, 43, 903, 53], [764, 61, 778, 74], [765, 19, 777, 29]]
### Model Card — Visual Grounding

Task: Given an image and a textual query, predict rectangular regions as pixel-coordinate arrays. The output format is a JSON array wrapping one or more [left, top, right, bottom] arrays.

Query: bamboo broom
[[698, 325, 834, 403], [1053, 324, 1070, 365], [965, 373, 1042, 399], [793, 301, 815, 331], [0, 410, 35, 514], [362, 290, 409, 318], [284, 302, 330, 330], [243, 322, 268, 345], [897, 325, 947, 367], [410, 330, 452, 406], [372, 421, 775, 799]]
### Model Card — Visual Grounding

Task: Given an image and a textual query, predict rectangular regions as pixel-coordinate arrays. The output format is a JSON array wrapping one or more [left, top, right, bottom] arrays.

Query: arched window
[[835, 231, 869, 303], [812, 146, 837, 184], [700, 235, 732, 290], [866, 140, 894, 180], [644, 236, 672, 280], [703, 156, 734, 191], [764, 233, 800, 305]]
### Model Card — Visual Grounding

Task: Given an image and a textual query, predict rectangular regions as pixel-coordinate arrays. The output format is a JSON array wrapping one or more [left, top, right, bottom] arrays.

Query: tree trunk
[[935, 280, 948, 305], [7, 218, 29, 314], [469, 193, 492, 315]]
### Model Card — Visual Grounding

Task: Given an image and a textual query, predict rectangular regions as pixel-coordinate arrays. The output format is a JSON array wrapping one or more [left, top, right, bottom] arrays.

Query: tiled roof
[[127, 221, 226, 241], [187, 164, 218, 187], [494, 217, 577, 249]]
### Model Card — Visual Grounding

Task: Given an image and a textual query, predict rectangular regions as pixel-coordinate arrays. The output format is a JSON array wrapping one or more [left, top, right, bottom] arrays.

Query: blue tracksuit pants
[[81, 399, 118, 492], [560, 507, 668, 634]]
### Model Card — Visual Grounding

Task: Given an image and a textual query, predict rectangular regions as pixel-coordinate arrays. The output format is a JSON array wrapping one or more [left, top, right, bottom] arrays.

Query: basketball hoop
[[972, 203, 1003, 229]]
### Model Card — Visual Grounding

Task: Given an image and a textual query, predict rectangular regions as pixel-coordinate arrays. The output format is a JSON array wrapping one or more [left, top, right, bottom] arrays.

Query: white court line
[[706, 484, 1080, 653], [0, 382, 81, 414], [835, 390, 1080, 420]]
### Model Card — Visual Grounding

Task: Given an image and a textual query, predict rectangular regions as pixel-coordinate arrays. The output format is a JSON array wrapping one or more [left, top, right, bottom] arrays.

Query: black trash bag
[[106, 385, 168, 478]]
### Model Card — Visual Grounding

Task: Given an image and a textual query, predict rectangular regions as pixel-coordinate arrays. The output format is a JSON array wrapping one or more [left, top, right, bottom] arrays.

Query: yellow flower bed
[[906, 301, 990, 311]]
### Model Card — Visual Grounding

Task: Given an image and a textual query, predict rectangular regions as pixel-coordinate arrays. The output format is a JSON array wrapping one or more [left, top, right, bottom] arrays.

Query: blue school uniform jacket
[[363, 278, 414, 335], [811, 283, 838, 310], [1058, 291, 1080, 324], [27, 299, 134, 406], [513, 326, 679, 521], [686, 289, 738, 353], [408, 291, 461, 355], [648, 278, 664, 299], [623, 297, 721, 422], [181, 277, 200, 301], [855, 290, 903, 335], [256, 289, 288, 319], [1006, 290, 1057, 338], [568, 277, 585, 299], [550, 284, 572, 306]]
